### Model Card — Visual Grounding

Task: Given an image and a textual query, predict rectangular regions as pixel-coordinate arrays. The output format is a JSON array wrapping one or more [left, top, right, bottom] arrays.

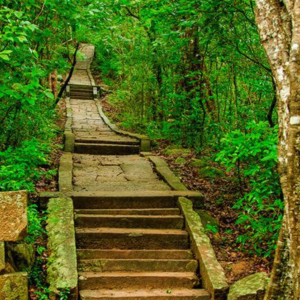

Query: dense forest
[[1, 0, 300, 299]]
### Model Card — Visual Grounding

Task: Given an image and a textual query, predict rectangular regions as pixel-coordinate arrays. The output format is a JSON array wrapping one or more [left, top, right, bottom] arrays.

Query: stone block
[[0, 191, 27, 241], [228, 272, 269, 300], [0, 272, 28, 300], [6, 243, 35, 271], [0, 242, 5, 272]]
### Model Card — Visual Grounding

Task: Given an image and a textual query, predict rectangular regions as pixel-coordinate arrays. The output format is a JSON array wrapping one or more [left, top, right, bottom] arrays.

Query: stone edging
[[178, 197, 229, 300], [47, 197, 77, 299], [64, 98, 75, 152], [95, 100, 151, 151], [147, 155, 189, 191], [58, 153, 73, 193], [145, 155, 229, 299], [85, 49, 98, 100]]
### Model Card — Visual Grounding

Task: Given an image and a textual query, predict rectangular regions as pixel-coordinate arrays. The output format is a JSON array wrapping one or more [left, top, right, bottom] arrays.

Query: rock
[[0, 191, 28, 241], [198, 166, 225, 179], [6, 243, 35, 271], [195, 210, 219, 230], [228, 272, 269, 300], [0, 243, 4, 273], [190, 158, 208, 168], [0, 273, 28, 300], [164, 148, 191, 157], [175, 157, 186, 164]]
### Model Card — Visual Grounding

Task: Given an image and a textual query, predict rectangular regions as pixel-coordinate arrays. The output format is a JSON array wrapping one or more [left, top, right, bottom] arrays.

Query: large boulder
[[228, 272, 269, 300]]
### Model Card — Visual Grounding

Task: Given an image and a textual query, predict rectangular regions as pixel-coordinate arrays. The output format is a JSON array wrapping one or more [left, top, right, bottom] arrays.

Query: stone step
[[75, 215, 184, 229], [75, 138, 139, 145], [70, 89, 93, 94], [78, 272, 200, 290], [70, 96, 94, 101], [78, 258, 198, 272], [79, 289, 210, 300], [73, 195, 177, 209], [75, 208, 181, 216], [71, 95, 94, 100], [69, 84, 94, 90], [77, 249, 194, 260], [76, 228, 189, 249], [74, 143, 140, 155], [70, 92, 94, 97]]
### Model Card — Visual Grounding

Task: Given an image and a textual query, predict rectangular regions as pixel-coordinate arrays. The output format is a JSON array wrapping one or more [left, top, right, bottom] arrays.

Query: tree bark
[[254, 1, 300, 299]]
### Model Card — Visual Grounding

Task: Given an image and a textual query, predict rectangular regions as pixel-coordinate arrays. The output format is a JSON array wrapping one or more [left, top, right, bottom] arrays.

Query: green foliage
[[59, 288, 71, 300], [216, 122, 282, 256], [25, 204, 47, 244], [0, 139, 57, 192], [205, 224, 219, 235]]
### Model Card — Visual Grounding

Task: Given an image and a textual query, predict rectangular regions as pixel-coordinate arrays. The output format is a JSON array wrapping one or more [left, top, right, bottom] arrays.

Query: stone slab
[[0, 272, 28, 300], [47, 197, 77, 292], [178, 197, 229, 300], [0, 191, 27, 242]]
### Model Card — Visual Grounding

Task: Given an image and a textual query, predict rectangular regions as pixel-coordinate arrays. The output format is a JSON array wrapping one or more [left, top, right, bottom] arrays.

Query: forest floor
[[99, 95, 272, 284]]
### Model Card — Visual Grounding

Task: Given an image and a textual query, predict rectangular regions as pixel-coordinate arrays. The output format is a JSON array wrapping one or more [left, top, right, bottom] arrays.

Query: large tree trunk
[[254, 1, 300, 299]]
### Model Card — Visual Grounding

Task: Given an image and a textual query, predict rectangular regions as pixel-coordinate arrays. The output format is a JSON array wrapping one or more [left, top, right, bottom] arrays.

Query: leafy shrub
[[216, 121, 282, 256], [0, 139, 57, 192]]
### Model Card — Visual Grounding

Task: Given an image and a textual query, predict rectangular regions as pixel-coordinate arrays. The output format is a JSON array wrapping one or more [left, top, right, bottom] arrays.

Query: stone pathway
[[68, 45, 210, 300]]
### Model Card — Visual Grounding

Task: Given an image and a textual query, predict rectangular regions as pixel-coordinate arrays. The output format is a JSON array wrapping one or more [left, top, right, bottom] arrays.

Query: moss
[[198, 166, 225, 179], [164, 148, 191, 157], [175, 157, 187, 164], [190, 158, 208, 168]]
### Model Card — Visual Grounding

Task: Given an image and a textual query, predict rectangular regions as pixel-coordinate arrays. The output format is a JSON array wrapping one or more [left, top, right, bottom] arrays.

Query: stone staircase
[[74, 194, 210, 300], [67, 44, 213, 300]]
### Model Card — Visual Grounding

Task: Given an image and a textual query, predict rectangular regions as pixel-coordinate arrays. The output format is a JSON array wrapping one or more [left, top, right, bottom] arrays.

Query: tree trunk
[[254, 1, 300, 299]]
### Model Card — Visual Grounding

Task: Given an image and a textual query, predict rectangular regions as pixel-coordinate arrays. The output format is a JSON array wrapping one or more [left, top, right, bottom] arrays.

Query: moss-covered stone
[[228, 272, 269, 300], [198, 166, 225, 179], [0, 273, 28, 300], [195, 210, 219, 230], [175, 157, 187, 165], [190, 158, 208, 168], [6, 243, 35, 271], [164, 148, 191, 157], [47, 197, 77, 293]]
